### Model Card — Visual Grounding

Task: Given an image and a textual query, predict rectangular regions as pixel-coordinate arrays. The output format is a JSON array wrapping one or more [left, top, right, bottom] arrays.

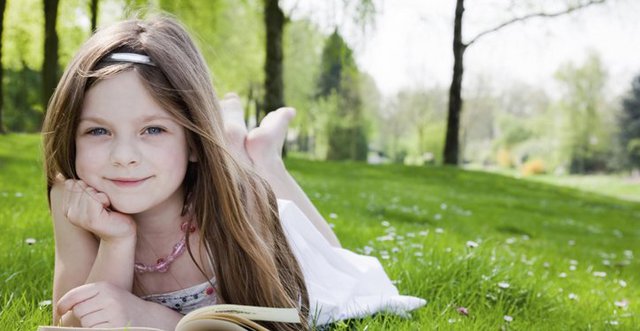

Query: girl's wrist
[[101, 219, 137, 244], [101, 232, 137, 249]]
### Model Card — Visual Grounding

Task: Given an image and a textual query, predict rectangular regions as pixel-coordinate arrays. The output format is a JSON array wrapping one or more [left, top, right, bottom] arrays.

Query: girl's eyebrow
[[78, 114, 176, 124], [78, 116, 109, 124], [139, 114, 177, 123]]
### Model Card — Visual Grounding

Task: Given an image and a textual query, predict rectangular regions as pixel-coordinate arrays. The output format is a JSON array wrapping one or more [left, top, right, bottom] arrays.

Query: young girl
[[42, 16, 424, 330]]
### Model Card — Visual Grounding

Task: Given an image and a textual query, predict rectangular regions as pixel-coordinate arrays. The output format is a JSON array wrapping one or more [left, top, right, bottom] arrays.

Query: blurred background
[[2, 0, 640, 177]]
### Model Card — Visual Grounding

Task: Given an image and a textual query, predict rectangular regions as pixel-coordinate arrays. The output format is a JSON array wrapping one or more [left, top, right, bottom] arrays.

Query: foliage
[[2, 0, 94, 132], [283, 19, 325, 152], [378, 88, 447, 165], [496, 148, 512, 168], [2, 67, 42, 132], [555, 52, 614, 174], [474, 55, 619, 175], [461, 77, 499, 164], [618, 74, 640, 169], [3, 0, 44, 70], [490, 83, 552, 169], [1, 0, 266, 133], [316, 30, 357, 98], [151, 0, 264, 95], [3, 134, 640, 329], [520, 158, 546, 176], [315, 30, 368, 161]]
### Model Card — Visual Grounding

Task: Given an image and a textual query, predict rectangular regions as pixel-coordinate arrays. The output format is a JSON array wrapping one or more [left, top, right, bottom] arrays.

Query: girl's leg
[[220, 94, 341, 247]]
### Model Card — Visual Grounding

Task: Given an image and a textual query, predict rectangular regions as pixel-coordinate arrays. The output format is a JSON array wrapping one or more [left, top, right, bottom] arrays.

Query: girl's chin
[[108, 201, 147, 215]]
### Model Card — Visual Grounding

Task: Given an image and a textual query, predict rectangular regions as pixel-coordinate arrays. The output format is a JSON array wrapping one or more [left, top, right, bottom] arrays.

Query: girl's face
[[75, 70, 193, 216]]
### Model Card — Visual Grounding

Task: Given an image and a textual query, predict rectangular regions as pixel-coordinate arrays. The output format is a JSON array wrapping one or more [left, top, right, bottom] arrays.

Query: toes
[[220, 93, 245, 126], [223, 92, 240, 100], [260, 107, 296, 130]]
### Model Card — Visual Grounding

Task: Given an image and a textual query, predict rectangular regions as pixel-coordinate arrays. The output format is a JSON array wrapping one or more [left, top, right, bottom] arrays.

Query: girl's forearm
[[86, 236, 137, 290], [57, 238, 136, 326]]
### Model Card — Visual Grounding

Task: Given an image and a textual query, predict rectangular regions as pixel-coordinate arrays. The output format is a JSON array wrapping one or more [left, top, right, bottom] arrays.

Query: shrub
[[521, 159, 546, 176]]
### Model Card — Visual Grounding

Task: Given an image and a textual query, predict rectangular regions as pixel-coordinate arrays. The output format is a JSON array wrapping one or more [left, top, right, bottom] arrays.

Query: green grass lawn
[[1, 133, 638, 330]]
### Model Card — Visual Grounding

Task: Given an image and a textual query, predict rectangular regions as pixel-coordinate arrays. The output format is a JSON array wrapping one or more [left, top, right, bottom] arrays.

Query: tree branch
[[466, 0, 607, 47], [283, 0, 301, 20]]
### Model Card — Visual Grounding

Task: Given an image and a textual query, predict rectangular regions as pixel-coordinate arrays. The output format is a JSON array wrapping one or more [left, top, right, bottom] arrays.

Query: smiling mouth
[[109, 177, 151, 187]]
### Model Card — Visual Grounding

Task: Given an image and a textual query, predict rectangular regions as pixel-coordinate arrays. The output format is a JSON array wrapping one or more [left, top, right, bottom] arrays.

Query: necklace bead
[[134, 222, 191, 274]]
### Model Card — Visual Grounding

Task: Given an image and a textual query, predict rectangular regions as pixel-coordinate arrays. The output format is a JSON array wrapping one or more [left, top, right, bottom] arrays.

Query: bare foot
[[245, 107, 296, 168], [219, 93, 251, 165]]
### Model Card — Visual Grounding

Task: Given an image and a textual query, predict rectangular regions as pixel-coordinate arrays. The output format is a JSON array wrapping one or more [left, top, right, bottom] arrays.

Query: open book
[[37, 304, 301, 331]]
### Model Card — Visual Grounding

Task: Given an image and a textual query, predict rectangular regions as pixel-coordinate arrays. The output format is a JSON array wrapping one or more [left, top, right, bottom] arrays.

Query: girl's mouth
[[109, 177, 150, 187]]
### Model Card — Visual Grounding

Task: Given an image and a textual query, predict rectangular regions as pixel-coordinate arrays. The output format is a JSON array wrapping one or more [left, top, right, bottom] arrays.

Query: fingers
[[57, 283, 120, 328], [59, 178, 135, 240], [55, 172, 66, 183], [95, 192, 110, 207], [63, 180, 112, 231], [64, 180, 109, 208], [56, 283, 101, 319]]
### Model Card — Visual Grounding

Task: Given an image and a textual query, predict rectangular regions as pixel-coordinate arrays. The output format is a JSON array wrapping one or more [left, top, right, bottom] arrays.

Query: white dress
[[277, 199, 426, 325]]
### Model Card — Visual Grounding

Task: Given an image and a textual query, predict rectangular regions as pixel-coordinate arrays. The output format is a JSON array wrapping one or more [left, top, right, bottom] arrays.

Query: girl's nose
[[110, 137, 141, 167]]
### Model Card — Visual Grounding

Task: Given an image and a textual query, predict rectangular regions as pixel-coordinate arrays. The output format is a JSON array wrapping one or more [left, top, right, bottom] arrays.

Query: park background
[[0, 0, 639, 330]]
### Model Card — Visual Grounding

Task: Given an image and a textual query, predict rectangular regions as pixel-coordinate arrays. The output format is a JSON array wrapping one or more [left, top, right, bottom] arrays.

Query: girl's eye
[[87, 128, 108, 136], [144, 127, 165, 135]]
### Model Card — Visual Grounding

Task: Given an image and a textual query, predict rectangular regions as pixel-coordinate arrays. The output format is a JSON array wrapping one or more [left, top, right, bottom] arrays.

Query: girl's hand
[[57, 282, 149, 328], [57, 175, 135, 242]]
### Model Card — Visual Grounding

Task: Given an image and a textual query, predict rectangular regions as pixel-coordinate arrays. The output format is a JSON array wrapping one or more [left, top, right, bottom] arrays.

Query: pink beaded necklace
[[134, 222, 196, 274]]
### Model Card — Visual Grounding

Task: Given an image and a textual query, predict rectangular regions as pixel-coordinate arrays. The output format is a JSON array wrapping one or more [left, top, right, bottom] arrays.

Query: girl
[[43, 16, 424, 330]]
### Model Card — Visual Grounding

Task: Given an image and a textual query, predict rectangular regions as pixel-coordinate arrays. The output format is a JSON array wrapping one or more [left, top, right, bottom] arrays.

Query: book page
[[38, 327, 162, 331], [182, 304, 300, 323], [176, 318, 259, 331]]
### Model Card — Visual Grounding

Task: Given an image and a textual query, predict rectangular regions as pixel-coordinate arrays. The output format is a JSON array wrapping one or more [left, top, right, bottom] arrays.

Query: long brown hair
[[42, 15, 308, 330]]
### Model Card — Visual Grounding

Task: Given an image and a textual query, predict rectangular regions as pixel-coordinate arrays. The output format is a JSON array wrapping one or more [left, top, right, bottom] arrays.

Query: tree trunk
[[263, 0, 284, 115], [0, 0, 6, 134], [43, 0, 60, 116], [443, 0, 466, 165], [263, 0, 285, 155], [90, 0, 99, 33]]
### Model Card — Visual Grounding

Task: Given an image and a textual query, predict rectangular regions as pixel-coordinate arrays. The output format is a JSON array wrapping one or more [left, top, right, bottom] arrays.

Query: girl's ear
[[189, 150, 197, 162]]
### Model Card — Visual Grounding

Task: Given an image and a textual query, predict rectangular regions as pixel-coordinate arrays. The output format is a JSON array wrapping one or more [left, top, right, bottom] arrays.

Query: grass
[[466, 164, 640, 203], [1, 133, 639, 330]]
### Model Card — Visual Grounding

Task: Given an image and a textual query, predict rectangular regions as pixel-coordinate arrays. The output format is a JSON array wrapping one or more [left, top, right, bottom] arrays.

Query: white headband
[[105, 52, 156, 66]]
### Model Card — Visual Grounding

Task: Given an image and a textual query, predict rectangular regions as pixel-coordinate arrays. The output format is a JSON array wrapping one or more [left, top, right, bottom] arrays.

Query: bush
[[496, 148, 513, 168], [520, 159, 546, 176]]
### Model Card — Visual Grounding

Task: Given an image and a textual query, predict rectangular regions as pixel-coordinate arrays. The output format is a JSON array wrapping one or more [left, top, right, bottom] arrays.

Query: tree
[[443, 0, 607, 165], [555, 53, 610, 173], [263, 0, 285, 118], [0, 0, 6, 133], [3, 0, 45, 132], [283, 19, 325, 153], [316, 30, 367, 161], [387, 88, 447, 165], [619, 74, 640, 170], [264, 0, 376, 156], [90, 0, 99, 33], [42, 0, 60, 114], [492, 82, 551, 168]]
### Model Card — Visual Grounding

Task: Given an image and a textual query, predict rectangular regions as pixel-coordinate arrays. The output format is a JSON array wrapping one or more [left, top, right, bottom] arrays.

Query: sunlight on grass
[[1, 134, 638, 330]]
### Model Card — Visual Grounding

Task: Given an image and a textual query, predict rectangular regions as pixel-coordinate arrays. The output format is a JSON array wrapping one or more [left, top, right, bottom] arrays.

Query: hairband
[[104, 52, 156, 66]]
